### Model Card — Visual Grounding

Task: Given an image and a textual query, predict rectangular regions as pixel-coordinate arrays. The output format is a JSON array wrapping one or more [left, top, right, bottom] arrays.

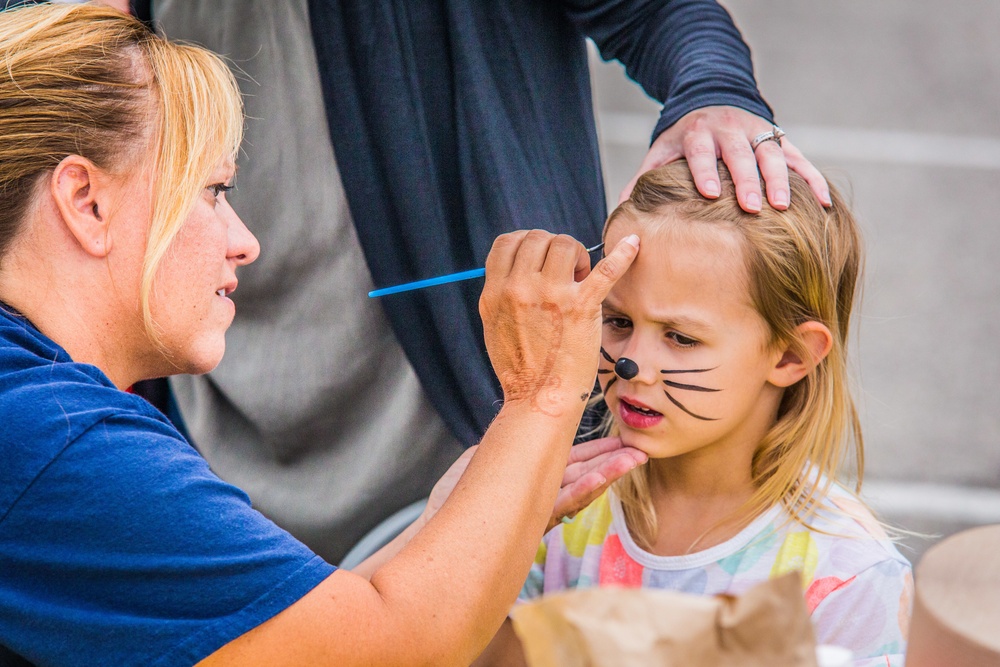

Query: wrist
[[499, 384, 591, 421]]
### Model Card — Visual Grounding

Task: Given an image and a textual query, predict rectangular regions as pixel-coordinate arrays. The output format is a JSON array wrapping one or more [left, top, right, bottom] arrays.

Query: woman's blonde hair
[[605, 160, 865, 548], [0, 3, 243, 341]]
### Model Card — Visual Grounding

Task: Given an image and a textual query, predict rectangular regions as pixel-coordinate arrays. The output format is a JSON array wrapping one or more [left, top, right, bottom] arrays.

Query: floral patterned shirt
[[520, 488, 912, 666]]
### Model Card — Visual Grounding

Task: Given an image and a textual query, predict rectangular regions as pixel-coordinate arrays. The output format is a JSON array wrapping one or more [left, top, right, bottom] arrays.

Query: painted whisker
[[598, 347, 617, 389], [660, 367, 720, 420], [660, 368, 715, 374], [598, 346, 719, 420], [663, 391, 718, 421], [662, 379, 719, 392]]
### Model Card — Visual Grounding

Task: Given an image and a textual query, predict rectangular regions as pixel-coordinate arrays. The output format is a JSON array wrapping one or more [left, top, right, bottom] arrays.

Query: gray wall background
[[589, 0, 1000, 564]]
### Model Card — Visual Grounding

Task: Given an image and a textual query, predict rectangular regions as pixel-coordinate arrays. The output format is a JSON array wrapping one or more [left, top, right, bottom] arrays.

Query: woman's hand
[[544, 436, 647, 531], [618, 105, 831, 213], [422, 437, 648, 533], [479, 232, 640, 417]]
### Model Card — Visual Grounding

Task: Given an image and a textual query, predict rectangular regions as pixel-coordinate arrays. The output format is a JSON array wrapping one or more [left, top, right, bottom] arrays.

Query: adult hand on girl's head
[[480, 231, 639, 416], [617, 105, 831, 213], [421, 438, 647, 533]]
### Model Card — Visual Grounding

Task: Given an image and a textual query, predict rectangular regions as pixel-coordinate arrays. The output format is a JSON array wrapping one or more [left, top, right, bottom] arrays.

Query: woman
[[0, 5, 641, 665]]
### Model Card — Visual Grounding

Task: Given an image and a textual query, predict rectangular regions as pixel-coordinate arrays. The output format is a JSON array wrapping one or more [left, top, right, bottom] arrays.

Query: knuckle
[[684, 140, 717, 159], [523, 229, 552, 243], [491, 231, 521, 251], [685, 109, 713, 132], [596, 257, 619, 280], [759, 159, 789, 180], [758, 139, 785, 154], [552, 234, 580, 252], [716, 107, 741, 124], [737, 173, 762, 189]]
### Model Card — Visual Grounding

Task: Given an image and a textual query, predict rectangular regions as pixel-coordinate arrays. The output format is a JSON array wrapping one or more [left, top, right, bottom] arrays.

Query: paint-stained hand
[[480, 231, 640, 415], [422, 437, 647, 531]]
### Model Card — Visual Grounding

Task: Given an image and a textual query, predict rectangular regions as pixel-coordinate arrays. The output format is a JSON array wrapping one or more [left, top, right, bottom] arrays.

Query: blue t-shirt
[[0, 305, 336, 666]]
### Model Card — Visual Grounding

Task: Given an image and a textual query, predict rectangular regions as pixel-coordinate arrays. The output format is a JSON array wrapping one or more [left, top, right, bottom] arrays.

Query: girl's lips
[[618, 397, 663, 430]]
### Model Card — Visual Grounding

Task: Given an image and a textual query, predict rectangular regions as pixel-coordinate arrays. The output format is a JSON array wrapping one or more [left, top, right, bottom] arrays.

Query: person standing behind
[[150, 0, 832, 564]]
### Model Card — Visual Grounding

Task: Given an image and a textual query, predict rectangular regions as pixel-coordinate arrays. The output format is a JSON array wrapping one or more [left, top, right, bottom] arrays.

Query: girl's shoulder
[[765, 483, 912, 583], [802, 483, 907, 553]]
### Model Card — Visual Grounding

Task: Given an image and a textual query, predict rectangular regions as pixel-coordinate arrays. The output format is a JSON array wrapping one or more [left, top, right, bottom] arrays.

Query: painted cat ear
[[770, 321, 833, 387]]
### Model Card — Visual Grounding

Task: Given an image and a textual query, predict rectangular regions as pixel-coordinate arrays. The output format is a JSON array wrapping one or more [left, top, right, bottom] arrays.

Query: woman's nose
[[228, 211, 260, 266]]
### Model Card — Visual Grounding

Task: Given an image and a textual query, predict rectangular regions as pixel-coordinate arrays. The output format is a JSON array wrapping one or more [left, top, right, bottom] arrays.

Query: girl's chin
[[616, 427, 680, 460], [617, 431, 662, 457]]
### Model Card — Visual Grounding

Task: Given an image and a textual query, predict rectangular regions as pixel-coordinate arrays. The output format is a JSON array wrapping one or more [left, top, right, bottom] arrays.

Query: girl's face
[[600, 215, 786, 463]]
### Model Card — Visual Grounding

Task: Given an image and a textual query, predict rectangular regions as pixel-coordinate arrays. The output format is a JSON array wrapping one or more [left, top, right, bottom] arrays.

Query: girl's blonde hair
[[0, 3, 243, 342], [606, 160, 864, 547]]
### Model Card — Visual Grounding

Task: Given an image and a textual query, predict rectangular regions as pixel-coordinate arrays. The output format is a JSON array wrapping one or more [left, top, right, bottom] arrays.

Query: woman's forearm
[[198, 233, 639, 666], [368, 396, 586, 660]]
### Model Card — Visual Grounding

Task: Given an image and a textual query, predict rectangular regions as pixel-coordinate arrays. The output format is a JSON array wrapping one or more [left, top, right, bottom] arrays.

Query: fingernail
[[822, 191, 833, 207], [746, 192, 762, 212], [773, 190, 789, 208], [623, 234, 640, 249], [704, 180, 720, 197]]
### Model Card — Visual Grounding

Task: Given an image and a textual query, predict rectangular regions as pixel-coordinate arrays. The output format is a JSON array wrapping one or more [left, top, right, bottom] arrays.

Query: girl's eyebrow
[[602, 301, 712, 333], [655, 314, 712, 332]]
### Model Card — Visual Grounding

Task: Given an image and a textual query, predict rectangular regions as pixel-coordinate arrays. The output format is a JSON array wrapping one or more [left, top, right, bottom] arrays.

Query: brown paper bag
[[511, 572, 817, 667]]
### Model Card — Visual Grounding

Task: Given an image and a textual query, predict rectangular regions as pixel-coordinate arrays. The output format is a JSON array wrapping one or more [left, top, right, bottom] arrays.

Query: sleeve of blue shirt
[[563, 0, 775, 140], [0, 390, 335, 667]]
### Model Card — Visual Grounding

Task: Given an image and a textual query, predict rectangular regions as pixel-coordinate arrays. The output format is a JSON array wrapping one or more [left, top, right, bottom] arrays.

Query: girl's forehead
[[605, 213, 753, 312], [607, 213, 746, 268]]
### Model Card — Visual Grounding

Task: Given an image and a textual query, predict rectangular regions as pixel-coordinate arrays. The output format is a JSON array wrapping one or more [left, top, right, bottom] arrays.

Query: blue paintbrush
[[369, 242, 605, 298]]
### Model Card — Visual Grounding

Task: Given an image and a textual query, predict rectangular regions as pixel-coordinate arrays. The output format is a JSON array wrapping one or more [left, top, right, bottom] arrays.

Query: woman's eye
[[667, 331, 698, 347], [603, 317, 631, 330], [208, 183, 234, 198]]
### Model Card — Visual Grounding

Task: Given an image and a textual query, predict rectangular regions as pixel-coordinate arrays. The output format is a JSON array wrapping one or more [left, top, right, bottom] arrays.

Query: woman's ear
[[768, 321, 834, 388], [50, 155, 113, 258]]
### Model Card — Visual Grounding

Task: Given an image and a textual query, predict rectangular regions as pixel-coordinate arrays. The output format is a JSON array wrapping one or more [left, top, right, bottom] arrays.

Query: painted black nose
[[614, 357, 639, 380]]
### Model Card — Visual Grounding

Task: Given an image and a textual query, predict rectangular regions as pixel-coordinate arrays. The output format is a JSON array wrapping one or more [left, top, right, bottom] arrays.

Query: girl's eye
[[603, 317, 632, 330], [208, 183, 234, 198], [667, 331, 698, 347]]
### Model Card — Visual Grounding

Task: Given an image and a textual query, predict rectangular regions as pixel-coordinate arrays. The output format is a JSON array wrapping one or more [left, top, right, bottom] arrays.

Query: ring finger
[[754, 138, 790, 210]]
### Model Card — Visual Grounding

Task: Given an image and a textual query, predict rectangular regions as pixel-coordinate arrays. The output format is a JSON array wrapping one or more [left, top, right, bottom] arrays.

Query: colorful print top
[[520, 488, 912, 666]]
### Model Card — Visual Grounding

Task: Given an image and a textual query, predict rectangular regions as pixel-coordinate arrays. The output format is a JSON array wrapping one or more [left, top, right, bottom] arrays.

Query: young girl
[[514, 161, 911, 664]]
